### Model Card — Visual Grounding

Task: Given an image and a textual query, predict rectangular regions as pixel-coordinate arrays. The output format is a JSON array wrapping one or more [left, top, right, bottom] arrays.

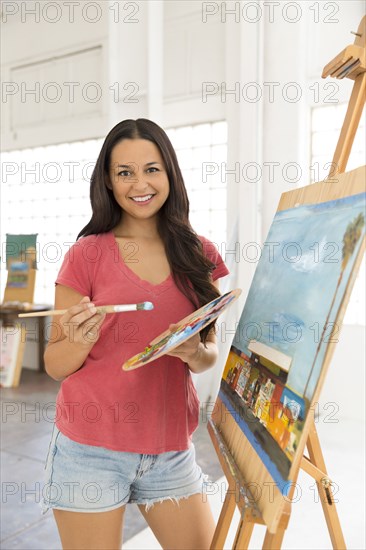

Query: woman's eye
[[147, 167, 159, 173], [118, 171, 131, 177]]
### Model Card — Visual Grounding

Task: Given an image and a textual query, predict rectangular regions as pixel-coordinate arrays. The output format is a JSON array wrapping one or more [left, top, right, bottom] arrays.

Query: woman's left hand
[[165, 323, 202, 364]]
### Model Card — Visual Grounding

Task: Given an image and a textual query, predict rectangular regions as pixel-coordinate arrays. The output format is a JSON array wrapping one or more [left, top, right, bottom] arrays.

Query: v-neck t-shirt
[[54, 231, 229, 453]]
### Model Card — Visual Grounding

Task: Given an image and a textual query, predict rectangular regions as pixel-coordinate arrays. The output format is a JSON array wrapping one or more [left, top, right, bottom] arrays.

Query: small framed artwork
[[3, 260, 36, 304], [0, 323, 26, 387], [3, 234, 38, 304]]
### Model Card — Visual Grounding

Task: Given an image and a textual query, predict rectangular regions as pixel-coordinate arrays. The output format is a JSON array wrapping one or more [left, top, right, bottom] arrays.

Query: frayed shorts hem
[[41, 500, 126, 515], [131, 488, 206, 511]]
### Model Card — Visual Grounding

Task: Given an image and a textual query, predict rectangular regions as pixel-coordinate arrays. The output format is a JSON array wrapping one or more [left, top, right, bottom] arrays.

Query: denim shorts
[[41, 425, 209, 514]]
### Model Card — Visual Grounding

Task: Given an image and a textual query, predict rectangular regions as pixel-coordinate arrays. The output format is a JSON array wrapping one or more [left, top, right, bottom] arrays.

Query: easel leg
[[232, 517, 254, 549], [262, 527, 286, 550], [306, 422, 346, 549], [210, 489, 237, 549], [231, 507, 258, 550]]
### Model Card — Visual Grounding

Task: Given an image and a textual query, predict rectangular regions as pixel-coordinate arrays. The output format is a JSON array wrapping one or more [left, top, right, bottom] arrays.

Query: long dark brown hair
[[78, 118, 220, 342]]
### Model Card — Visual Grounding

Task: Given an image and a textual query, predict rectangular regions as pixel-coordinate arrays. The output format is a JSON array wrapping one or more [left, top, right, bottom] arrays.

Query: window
[[1, 139, 103, 304], [311, 102, 365, 182], [166, 121, 228, 245], [311, 103, 365, 325]]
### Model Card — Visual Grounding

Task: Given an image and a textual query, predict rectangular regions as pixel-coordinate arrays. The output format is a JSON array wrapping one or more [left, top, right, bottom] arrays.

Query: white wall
[[1, 1, 110, 148]]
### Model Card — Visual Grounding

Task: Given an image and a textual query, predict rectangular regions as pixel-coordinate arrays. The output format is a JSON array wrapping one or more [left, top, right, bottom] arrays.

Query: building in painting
[[223, 340, 305, 461]]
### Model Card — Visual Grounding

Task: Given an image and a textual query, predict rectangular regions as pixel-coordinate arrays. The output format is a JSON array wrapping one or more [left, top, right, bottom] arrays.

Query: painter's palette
[[122, 288, 241, 371]]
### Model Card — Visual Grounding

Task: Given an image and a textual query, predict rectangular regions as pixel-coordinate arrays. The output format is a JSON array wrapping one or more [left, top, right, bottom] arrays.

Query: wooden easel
[[208, 16, 365, 550], [323, 16, 366, 177]]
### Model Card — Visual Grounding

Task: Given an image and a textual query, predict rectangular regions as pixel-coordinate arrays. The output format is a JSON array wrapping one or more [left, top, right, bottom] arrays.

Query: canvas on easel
[[3, 234, 38, 304], [0, 323, 26, 387], [208, 15, 365, 550], [1, 234, 38, 386], [210, 166, 365, 532]]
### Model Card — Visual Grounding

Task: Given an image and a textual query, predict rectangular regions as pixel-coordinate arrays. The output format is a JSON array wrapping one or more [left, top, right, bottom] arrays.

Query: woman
[[43, 118, 229, 549]]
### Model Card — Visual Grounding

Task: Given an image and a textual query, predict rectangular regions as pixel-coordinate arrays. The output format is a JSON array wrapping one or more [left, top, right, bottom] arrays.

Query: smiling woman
[[42, 118, 230, 550]]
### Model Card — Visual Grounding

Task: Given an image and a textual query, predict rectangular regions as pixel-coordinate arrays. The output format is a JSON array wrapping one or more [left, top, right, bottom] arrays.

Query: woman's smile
[[129, 193, 156, 204]]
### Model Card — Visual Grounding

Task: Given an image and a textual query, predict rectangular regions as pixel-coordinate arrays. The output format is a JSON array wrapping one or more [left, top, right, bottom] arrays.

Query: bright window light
[[166, 121, 228, 245], [1, 139, 103, 304]]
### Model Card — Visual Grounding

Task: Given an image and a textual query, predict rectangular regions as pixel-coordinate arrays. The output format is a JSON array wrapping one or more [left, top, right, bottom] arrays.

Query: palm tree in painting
[[303, 212, 365, 398]]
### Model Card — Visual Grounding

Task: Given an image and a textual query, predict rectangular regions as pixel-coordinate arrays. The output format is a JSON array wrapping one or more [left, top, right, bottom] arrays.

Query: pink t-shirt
[[54, 231, 229, 453]]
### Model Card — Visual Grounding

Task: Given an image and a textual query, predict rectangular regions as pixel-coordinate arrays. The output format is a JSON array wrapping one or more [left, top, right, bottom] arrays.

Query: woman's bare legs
[[53, 506, 125, 550], [138, 493, 215, 550]]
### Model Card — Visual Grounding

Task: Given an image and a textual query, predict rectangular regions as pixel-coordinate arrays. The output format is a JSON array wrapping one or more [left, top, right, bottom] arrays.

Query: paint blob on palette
[[122, 288, 241, 371]]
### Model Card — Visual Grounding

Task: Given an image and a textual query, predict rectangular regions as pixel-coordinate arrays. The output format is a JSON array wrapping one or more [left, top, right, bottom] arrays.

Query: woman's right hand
[[60, 296, 106, 347]]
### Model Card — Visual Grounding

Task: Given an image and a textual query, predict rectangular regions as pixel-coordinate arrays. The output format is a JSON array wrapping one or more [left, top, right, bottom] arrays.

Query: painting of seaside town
[[219, 191, 365, 489]]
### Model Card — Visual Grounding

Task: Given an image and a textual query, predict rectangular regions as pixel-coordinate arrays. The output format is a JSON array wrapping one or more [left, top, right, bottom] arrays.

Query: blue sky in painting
[[235, 192, 365, 400]]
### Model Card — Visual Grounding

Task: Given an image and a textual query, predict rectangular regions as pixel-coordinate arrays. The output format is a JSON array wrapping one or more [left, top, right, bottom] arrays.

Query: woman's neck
[[113, 216, 160, 240]]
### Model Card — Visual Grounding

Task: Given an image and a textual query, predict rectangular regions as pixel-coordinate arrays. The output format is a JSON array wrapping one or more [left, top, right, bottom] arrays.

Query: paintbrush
[[18, 302, 154, 318]]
